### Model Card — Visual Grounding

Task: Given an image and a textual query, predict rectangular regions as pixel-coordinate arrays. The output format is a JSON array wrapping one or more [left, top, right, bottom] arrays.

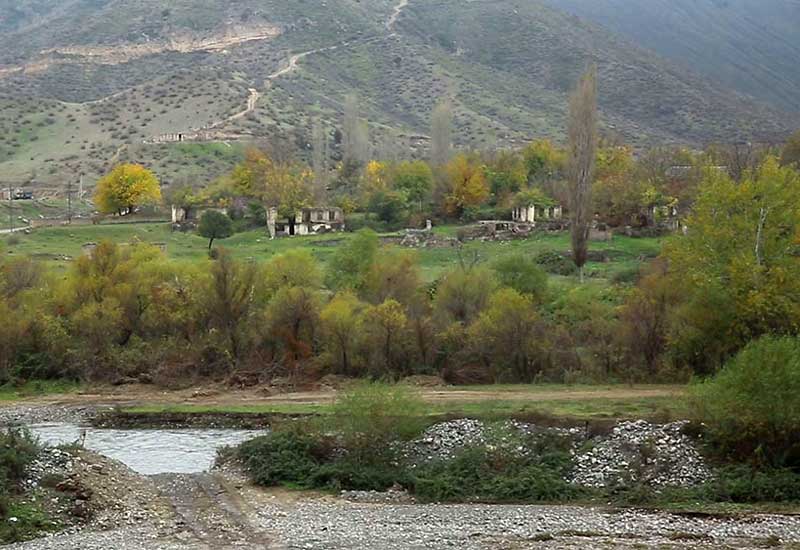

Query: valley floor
[[8, 469, 800, 549]]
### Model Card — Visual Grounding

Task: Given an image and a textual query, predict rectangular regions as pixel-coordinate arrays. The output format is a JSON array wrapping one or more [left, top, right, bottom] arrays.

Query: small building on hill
[[267, 206, 345, 238]]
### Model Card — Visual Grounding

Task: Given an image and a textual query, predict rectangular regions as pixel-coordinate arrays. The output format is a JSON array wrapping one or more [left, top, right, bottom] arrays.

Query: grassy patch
[[6, 223, 661, 283], [120, 384, 687, 422], [0, 380, 81, 402]]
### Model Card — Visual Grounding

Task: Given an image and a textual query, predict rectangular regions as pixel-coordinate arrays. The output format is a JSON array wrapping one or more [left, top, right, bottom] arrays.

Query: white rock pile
[[568, 420, 713, 488], [404, 418, 713, 489]]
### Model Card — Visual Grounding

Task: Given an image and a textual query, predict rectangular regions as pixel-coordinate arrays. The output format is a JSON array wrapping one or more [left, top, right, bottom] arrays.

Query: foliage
[[326, 229, 379, 292], [197, 210, 233, 249], [442, 154, 490, 218], [0, 428, 44, 543], [781, 130, 800, 168], [433, 266, 496, 325], [94, 164, 162, 215], [664, 157, 800, 373], [231, 148, 314, 219], [469, 289, 544, 382], [412, 434, 581, 503], [493, 255, 548, 301], [392, 160, 433, 209], [320, 292, 365, 375], [533, 250, 577, 276], [689, 336, 800, 468], [567, 65, 598, 277]]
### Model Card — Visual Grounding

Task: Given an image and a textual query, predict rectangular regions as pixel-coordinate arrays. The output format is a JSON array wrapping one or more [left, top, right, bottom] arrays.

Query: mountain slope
[[0, 0, 797, 191], [543, 0, 800, 113]]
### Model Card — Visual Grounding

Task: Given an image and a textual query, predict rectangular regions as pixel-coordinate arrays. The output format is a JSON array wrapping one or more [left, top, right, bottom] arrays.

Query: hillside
[[544, 0, 800, 114], [0, 0, 798, 191]]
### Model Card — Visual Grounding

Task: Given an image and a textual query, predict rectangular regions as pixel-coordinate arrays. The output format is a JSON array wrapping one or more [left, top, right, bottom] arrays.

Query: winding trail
[[148, 0, 411, 143], [387, 0, 410, 33]]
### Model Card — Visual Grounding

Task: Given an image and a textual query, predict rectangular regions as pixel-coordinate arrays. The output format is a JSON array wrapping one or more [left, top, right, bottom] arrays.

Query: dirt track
[[4, 384, 684, 412]]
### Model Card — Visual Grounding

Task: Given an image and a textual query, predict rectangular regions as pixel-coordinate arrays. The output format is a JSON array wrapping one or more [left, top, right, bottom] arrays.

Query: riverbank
[[4, 399, 800, 549]]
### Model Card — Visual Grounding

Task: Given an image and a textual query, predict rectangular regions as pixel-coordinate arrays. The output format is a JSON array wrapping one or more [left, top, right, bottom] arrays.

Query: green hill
[[544, 0, 800, 114], [0, 0, 797, 191]]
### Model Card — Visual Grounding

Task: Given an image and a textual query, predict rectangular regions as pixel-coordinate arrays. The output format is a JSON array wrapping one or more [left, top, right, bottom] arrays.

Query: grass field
[[3, 222, 663, 282]]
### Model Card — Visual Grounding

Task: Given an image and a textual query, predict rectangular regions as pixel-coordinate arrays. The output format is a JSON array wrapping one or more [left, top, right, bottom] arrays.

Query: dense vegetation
[[0, 429, 50, 543], [235, 382, 800, 507]]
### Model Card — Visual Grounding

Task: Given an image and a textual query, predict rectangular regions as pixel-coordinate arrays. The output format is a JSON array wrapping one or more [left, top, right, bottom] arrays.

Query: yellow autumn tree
[[442, 153, 489, 217], [94, 164, 162, 215]]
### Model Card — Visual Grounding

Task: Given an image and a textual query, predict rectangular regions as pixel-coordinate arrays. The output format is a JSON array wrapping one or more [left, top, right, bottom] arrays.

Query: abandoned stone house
[[171, 204, 227, 224], [512, 204, 564, 223], [267, 206, 345, 238]]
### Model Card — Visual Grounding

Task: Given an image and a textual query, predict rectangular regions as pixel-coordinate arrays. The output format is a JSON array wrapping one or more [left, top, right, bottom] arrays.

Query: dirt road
[[3, 384, 684, 412]]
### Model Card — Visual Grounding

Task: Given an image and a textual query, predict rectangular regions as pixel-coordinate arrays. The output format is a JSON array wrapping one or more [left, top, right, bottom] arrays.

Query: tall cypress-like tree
[[567, 65, 598, 282]]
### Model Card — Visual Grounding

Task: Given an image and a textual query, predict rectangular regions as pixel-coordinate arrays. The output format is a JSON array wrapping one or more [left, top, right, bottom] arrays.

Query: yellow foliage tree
[[94, 164, 161, 215], [442, 153, 489, 217]]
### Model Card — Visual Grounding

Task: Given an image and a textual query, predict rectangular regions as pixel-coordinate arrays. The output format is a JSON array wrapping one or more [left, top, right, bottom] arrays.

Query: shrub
[[327, 381, 427, 453], [689, 336, 800, 467], [412, 431, 582, 503], [238, 430, 323, 487], [533, 250, 577, 276]]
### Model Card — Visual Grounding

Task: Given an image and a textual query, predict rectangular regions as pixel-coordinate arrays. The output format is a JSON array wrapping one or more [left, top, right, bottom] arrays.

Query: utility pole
[[67, 178, 73, 224], [7, 182, 13, 233]]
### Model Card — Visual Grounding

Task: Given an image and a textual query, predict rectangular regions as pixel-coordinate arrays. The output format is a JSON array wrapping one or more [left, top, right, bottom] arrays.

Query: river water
[[27, 423, 265, 475]]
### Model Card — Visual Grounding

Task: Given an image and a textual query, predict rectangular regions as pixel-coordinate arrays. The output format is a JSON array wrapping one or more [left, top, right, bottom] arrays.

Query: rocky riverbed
[[4, 405, 800, 549]]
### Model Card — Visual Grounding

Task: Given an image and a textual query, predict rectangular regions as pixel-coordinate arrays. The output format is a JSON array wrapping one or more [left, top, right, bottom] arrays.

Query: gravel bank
[[0, 404, 101, 427], [250, 500, 800, 549]]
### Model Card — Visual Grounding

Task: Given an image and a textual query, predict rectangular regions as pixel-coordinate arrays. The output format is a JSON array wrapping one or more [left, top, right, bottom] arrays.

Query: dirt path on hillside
[[387, 0, 410, 33]]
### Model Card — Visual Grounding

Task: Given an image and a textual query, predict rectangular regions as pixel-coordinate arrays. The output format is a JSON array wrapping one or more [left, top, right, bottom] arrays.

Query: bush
[[412, 430, 582, 503], [689, 336, 800, 467], [327, 381, 427, 454], [238, 430, 323, 487], [0, 428, 41, 539], [533, 250, 577, 276]]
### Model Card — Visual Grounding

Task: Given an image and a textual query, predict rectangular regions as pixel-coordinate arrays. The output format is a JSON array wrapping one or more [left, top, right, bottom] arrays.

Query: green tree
[[392, 161, 433, 211], [198, 210, 233, 249], [265, 286, 322, 366], [326, 229, 379, 291], [261, 250, 322, 300], [690, 335, 800, 467], [362, 299, 409, 376], [781, 130, 800, 168], [469, 288, 543, 382], [320, 292, 365, 375], [434, 266, 495, 325], [94, 164, 162, 215], [362, 250, 421, 306], [492, 255, 548, 302], [205, 250, 256, 360], [567, 65, 598, 281], [665, 157, 800, 373]]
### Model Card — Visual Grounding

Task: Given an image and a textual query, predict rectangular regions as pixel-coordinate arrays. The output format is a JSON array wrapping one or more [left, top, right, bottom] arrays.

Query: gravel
[[251, 500, 800, 549], [569, 420, 713, 488], [404, 418, 712, 489], [0, 405, 100, 427]]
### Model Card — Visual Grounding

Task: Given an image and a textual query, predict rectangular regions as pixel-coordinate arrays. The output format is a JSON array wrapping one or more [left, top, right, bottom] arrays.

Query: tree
[[469, 288, 543, 382], [265, 286, 322, 366], [342, 94, 370, 167], [362, 249, 421, 306], [94, 164, 161, 215], [311, 118, 329, 202], [205, 249, 256, 360], [392, 160, 433, 211], [230, 148, 314, 227], [485, 150, 527, 206], [198, 211, 233, 249], [434, 266, 495, 326], [326, 229, 379, 291], [362, 299, 409, 376], [320, 292, 365, 375], [442, 153, 489, 218], [492, 255, 548, 302], [664, 157, 800, 373], [567, 65, 598, 281], [781, 130, 800, 168], [164, 183, 203, 221], [261, 249, 323, 300], [431, 100, 453, 166]]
